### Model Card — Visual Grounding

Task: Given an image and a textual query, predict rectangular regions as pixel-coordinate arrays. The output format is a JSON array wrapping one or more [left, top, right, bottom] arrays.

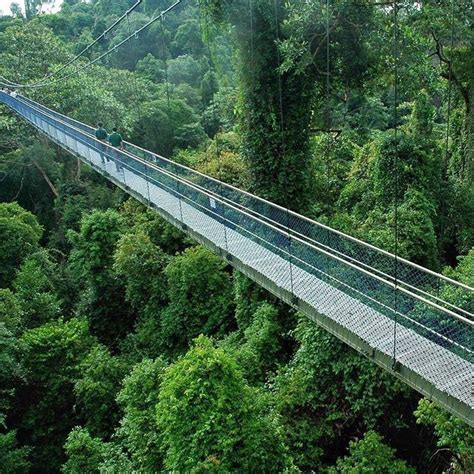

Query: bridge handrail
[[4, 90, 474, 426], [13, 93, 473, 295], [7, 92, 472, 330], [7, 93, 473, 325]]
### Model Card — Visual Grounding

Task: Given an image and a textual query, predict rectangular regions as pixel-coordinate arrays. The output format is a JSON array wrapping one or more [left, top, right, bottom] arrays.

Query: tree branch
[[431, 30, 470, 112]]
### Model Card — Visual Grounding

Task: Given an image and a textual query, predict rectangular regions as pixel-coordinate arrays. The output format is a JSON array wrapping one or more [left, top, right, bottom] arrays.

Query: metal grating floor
[[108, 154, 473, 410], [3, 93, 472, 423]]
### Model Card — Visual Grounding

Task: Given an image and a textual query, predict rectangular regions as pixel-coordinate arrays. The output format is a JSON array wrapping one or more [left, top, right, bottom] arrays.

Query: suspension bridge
[[1, 90, 472, 425]]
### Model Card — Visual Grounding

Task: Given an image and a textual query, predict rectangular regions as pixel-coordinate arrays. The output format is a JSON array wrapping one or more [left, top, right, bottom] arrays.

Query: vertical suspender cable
[[439, 0, 456, 256], [200, 1, 229, 254], [126, 11, 152, 204], [126, 12, 144, 125], [325, 0, 332, 282], [197, 3, 211, 174], [392, 2, 400, 367], [160, 15, 184, 223], [249, 0, 255, 92], [161, 17, 172, 111], [273, 0, 295, 299], [444, 0, 455, 173]]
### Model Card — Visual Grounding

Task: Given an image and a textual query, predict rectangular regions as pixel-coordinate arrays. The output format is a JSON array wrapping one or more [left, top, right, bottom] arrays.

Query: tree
[[131, 96, 206, 157], [202, 0, 312, 211], [0, 293, 21, 417], [0, 145, 61, 234], [9, 3, 23, 18], [74, 345, 129, 439], [0, 22, 67, 83], [441, 249, 474, 314], [62, 427, 105, 474], [0, 323, 20, 417], [363, 190, 439, 269], [202, 0, 376, 212], [113, 230, 170, 359], [415, 0, 474, 178], [0, 202, 42, 288], [24, 0, 46, 19], [13, 251, 62, 329], [0, 429, 30, 474], [223, 302, 282, 385], [114, 230, 169, 313], [172, 19, 205, 58], [329, 431, 415, 474], [116, 358, 167, 472], [157, 336, 293, 471], [415, 399, 474, 473], [136, 53, 165, 82], [68, 209, 133, 348], [118, 199, 191, 255], [273, 316, 416, 470], [159, 246, 234, 357], [168, 54, 202, 87], [0, 289, 22, 335], [17, 318, 95, 471], [62, 427, 134, 474]]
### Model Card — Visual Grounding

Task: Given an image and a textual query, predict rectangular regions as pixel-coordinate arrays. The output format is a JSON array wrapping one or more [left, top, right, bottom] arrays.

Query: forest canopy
[[0, 0, 472, 472]]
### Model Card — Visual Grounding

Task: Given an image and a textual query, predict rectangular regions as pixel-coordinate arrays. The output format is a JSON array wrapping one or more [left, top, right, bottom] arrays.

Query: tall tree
[[0, 202, 42, 288], [17, 318, 96, 471], [157, 336, 293, 471]]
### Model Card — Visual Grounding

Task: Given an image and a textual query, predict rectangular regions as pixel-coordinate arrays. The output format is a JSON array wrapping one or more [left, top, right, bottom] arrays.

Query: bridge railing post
[[173, 162, 185, 224], [143, 163, 152, 207]]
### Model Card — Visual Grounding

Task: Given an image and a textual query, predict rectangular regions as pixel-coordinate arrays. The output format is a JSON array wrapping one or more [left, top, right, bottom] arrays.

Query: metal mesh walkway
[[1, 91, 472, 425]]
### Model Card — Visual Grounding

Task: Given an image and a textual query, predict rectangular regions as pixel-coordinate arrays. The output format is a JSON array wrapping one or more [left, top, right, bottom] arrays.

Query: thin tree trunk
[[32, 159, 59, 198]]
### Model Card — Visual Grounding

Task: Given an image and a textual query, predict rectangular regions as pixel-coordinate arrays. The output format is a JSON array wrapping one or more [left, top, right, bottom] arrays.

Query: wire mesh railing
[[1, 91, 473, 384], [15, 93, 473, 321]]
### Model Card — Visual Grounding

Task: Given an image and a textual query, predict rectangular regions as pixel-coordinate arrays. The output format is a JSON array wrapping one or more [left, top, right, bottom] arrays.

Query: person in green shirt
[[95, 123, 108, 140], [108, 127, 124, 172], [95, 123, 109, 163], [108, 128, 124, 149]]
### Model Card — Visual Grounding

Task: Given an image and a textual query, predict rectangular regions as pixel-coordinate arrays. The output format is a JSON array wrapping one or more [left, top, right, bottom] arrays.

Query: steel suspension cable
[[0, 1, 182, 90], [1, 0, 143, 88]]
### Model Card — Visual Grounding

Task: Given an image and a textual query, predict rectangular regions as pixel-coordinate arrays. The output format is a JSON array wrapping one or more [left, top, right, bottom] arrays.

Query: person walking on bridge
[[95, 122, 109, 164], [108, 127, 125, 172]]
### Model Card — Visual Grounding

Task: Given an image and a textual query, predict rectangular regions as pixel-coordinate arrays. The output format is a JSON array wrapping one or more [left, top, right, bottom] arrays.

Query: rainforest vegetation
[[0, 0, 473, 472]]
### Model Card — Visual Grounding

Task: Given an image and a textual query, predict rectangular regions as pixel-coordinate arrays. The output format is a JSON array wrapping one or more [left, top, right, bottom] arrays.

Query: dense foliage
[[0, 0, 472, 472]]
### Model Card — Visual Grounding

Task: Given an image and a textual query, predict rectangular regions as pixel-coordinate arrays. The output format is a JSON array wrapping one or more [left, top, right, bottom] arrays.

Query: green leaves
[[330, 431, 416, 474], [18, 318, 95, 470], [0, 202, 42, 288], [415, 399, 474, 473], [114, 230, 169, 311], [157, 335, 293, 471], [0, 429, 31, 474], [116, 358, 167, 471], [159, 246, 234, 357], [273, 315, 414, 470], [73, 345, 129, 438]]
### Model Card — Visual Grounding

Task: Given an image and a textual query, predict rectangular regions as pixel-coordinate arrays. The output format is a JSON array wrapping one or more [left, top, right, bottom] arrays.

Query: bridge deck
[[1, 92, 472, 425], [118, 156, 473, 411]]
